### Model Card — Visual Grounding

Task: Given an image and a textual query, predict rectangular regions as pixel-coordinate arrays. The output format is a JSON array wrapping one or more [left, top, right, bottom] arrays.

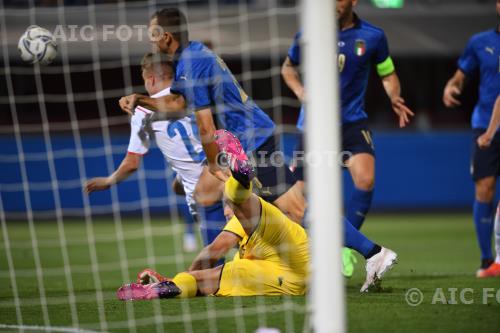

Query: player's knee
[[475, 179, 495, 202], [194, 174, 224, 207], [353, 175, 374, 191], [194, 187, 218, 207], [189, 267, 221, 296], [274, 190, 305, 223]]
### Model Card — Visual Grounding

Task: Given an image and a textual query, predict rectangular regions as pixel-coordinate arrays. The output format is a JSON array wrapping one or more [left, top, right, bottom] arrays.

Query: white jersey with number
[[127, 87, 205, 211]]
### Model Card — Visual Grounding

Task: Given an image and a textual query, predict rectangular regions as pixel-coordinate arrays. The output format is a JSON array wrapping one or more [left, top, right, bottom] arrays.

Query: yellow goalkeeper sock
[[172, 272, 197, 298], [225, 176, 252, 204]]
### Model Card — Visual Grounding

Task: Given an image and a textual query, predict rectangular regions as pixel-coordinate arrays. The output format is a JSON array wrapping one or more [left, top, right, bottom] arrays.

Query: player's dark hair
[[152, 8, 189, 47], [141, 53, 174, 80]]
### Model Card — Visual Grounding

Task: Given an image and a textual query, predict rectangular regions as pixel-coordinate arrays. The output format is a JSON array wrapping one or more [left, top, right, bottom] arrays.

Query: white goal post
[[303, 0, 346, 332]]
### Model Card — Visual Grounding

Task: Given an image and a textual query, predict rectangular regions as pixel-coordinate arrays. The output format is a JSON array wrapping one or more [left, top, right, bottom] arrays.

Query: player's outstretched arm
[[381, 72, 414, 128], [478, 95, 500, 149], [118, 93, 186, 116], [281, 56, 305, 102], [84, 153, 141, 194], [443, 69, 466, 108], [188, 231, 239, 271]]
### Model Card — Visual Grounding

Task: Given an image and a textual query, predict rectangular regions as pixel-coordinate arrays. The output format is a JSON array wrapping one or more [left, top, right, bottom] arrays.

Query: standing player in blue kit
[[443, 0, 500, 277], [281, 0, 414, 276]]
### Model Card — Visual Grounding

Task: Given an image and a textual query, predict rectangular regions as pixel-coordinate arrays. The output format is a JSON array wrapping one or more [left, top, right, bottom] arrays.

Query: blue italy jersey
[[288, 17, 394, 131], [458, 29, 500, 129], [170, 41, 276, 152]]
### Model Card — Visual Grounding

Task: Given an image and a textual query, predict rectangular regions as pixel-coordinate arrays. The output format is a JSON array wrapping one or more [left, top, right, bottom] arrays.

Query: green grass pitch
[[1, 214, 500, 332]]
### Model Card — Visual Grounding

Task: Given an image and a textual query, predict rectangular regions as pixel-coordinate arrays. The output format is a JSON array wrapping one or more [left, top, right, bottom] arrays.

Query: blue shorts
[[342, 119, 375, 161], [292, 119, 375, 181], [471, 129, 500, 181], [251, 134, 297, 202]]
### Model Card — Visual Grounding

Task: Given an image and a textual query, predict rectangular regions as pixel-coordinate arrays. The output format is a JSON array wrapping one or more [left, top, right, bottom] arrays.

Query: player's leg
[[193, 167, 227, 246], [496, 205, 500, 265], [474, 176, 495, 268], [477, 203, 500, 278], [194, 166, 224, 206], [471, 128, 498, 274], [118, 266, 223, 300], [215, 259, 306, 297], [344, 216, 379, 258], [119, 259, 294, 299], [343, 153, 374, 277], [172, 174, 186, 195], [345, 153, 375, 229], [251, 134, 306, 223], [214, 129, 295, 234], [343, 215, 397, 292], [172, 175, 198, 252], [341, 121, 375, 278], [338, 121, 375, 278], [289, 133, 358, 276], [273, 182, 306, 223], [343, 120, 375, 230], [224, 173, 262, 234], [175, 266, 223, 296], [286, 131, 307, 225], [179, 202, 198, 252]]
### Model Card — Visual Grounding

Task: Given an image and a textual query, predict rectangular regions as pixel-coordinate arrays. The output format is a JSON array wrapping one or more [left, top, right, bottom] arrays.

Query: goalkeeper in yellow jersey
[[117, 130, 397, 299]]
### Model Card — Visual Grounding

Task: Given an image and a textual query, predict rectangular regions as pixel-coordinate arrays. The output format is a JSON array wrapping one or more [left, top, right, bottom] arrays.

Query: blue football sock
[[198, 201, 227, 245], [179, 202, 195, 235], [344, 217, 378, 259], [346, 187, 373, 230], [473, 200, 494, 261]]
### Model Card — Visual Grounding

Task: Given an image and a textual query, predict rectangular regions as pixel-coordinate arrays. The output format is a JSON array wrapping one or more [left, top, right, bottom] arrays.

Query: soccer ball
[[18, 25, 57, 65]]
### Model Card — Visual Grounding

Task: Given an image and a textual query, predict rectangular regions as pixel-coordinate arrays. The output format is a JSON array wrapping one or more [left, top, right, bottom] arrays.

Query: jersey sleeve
[[457, 36, 479, 75], [287, 30, 302, 65], [170, 58, 213, 111], [223, 216, 246, 239], [374, 32, 395, 77], [127, 109, 149, 155]]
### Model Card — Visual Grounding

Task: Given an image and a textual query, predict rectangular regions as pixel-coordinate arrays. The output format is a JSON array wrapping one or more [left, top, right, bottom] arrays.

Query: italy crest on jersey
[[355, 39, 366, 56]]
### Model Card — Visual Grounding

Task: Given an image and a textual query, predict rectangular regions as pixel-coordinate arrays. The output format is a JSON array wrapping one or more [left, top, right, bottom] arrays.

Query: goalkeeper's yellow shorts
[[215, 259, 307, 296]]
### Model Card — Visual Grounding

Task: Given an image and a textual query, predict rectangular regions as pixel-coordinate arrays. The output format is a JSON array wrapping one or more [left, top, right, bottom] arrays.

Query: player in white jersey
[[85, 53, 226, 252], [129, 88, 205, 218]]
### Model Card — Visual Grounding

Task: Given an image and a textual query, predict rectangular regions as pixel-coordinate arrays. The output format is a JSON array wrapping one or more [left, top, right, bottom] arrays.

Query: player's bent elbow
[[172, 94, 186, 112], [212, 231, 239, 251], [125, 162, 139, 174], [205, 244, 224, 263], [280, 63, 289, 77], [198, 124, 215, 138]]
